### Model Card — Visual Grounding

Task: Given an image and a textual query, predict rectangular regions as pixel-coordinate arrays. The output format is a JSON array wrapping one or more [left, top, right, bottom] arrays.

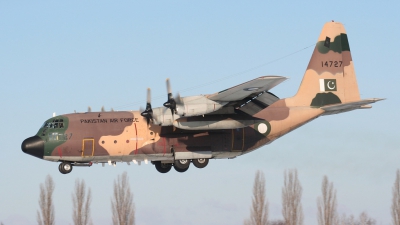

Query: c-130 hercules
[[22, 21, 383, 174]]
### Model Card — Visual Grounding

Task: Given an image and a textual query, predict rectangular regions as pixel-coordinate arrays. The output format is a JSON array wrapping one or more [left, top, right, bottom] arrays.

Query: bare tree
[[317, 176, 337, 225], [393, 169, 400, 225], [338, 214, 354, 225], [338, 212, 376, 225], [37, 175, 55, 225], [244, 170, 269, 225], [282, 169, 303, 225], [72, 179, 92, 225], [111, 172, 135, 225], [358, 212, 376, 225], [269, 220, 285, 225]]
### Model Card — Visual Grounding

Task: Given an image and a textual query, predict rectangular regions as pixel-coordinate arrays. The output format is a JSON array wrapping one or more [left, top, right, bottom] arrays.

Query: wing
[[207, 76, 287, 102]]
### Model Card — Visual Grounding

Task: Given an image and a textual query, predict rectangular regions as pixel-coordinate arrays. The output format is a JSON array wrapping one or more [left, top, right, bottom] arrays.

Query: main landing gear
[[154, 161, 172, 173], [154, 158, 209, 173]]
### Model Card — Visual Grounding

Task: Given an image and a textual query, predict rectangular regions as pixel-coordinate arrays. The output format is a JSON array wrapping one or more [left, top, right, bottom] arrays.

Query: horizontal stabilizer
[[321, 98, 384, 115], [207, 76, 287, 102]]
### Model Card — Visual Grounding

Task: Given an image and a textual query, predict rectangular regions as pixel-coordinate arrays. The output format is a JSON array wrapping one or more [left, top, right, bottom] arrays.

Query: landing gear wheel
[[174, 159, 190, 173], [174, 165, 189, 173], [155, 161, 172, 173], [192, 158, 209, 168], [59, 162, 73, 174]]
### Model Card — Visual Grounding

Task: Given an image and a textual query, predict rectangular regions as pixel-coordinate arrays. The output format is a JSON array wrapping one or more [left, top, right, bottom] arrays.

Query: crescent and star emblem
[[327, 81, 336, 90]]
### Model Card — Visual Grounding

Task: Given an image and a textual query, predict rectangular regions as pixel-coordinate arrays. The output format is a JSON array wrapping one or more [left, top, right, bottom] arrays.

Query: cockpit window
[[43, 119, 65, 129]]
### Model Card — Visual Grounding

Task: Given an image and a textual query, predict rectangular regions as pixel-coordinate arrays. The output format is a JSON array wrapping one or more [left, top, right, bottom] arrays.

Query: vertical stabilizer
[[290, 21, 360, 107]]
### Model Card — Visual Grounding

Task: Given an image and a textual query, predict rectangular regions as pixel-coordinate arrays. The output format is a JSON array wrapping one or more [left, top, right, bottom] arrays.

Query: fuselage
[[22, 99, 325, 166], [22, 111, 269, 163]]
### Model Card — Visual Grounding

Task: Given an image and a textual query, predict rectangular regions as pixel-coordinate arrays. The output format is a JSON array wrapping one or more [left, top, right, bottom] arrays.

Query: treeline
[[244, 169, 400, 225], [2, 170, 400, 225], [36, 172, 134, 225]]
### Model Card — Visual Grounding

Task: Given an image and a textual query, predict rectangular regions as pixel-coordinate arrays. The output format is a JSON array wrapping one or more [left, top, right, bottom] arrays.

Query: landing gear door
[[82, 138, 94, 157]]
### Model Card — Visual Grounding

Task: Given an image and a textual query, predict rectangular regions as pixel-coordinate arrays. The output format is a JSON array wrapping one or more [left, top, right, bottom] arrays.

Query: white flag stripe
[[319, 79, 325, 92]]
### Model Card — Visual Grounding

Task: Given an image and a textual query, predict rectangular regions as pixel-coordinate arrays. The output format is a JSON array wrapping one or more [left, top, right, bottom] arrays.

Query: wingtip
[[259, 75, 289, 80], [373, 98, 386, 102]]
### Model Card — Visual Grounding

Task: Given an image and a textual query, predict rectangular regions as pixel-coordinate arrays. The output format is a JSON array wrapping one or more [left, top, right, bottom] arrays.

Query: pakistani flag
[[319, 79, 337, 92]]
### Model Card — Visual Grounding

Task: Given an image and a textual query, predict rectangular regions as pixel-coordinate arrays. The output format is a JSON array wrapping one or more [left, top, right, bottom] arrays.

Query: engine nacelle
[[151, 108, 180, 126], [150, 96, 227, 126], [174, 96, 227, 117]]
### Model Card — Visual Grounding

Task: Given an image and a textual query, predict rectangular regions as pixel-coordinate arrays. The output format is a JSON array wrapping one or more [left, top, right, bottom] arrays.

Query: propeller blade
[[163, 79, 177, 115], [166, 78, 172, 96], [175, 92, 183, 105], [147, 88, 151, 104], [140, 88, 153, 125]]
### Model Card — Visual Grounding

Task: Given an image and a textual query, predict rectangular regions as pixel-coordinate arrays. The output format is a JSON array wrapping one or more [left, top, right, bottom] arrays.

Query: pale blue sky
[[0, 1, 398, 224]]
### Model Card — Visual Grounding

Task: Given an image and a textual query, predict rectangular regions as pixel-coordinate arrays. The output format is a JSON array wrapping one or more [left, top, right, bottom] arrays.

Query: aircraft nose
[[22, 136, 44, 159]]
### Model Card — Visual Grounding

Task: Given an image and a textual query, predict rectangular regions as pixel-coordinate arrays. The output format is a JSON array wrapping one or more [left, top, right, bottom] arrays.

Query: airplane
[[22, 21, 383, 174]]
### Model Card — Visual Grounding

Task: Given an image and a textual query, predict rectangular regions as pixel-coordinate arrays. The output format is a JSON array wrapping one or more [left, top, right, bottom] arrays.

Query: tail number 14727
[[321, 61, 342, 67]]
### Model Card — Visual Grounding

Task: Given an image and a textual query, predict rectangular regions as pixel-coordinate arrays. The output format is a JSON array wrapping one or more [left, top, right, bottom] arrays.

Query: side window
[[48, 133, 68, 141], [59, 133, 67, 141], [48, 132, 57, 141]]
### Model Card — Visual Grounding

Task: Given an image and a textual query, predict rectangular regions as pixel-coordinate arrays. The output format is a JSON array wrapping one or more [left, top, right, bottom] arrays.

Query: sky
[[0, 1, 398, 224]]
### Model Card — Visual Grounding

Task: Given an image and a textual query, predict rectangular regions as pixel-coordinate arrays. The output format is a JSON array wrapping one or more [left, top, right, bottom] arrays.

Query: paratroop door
[[82, 139, 94, 157]]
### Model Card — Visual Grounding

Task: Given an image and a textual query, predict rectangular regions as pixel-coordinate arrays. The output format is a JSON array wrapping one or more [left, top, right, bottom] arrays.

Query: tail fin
[[291, 21, 360, 107]]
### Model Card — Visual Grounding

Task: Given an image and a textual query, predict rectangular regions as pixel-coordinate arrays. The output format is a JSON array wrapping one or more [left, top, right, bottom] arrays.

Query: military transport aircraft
[[22, 21, 383, 174]]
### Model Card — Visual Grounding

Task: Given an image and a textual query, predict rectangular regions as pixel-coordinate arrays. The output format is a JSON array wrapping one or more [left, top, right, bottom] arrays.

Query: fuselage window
[[48, 133, 68, 141], [48, 133, 58, 141]]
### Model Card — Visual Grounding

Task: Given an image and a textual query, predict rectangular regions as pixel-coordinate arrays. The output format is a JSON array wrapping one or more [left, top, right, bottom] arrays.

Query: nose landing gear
[[58, 162, 92, 174], [59, 162, 73, 174]]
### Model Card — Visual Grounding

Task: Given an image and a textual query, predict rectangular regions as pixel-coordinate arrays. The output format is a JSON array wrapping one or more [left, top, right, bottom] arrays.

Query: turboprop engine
[[173, 96, 227, 117], [150, 96, 227, 126], [141, 79, 228, 126]]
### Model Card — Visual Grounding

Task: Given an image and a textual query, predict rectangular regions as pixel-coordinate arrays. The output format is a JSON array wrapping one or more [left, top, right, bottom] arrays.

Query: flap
[[207, 76, 287, 102]]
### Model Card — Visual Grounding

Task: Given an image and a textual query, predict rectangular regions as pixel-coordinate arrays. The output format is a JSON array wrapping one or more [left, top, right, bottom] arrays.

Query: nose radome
[[22, 136, 44, 159]]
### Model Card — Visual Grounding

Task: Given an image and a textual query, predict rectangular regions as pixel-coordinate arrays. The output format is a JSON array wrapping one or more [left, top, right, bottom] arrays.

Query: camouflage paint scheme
[[22, 21, 383, 172]]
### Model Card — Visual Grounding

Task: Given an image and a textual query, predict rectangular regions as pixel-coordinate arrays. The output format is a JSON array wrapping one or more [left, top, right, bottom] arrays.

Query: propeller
[[163, 78, 177, 115], [175, 92, 183, 105], [140, 88, 153, 125]]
